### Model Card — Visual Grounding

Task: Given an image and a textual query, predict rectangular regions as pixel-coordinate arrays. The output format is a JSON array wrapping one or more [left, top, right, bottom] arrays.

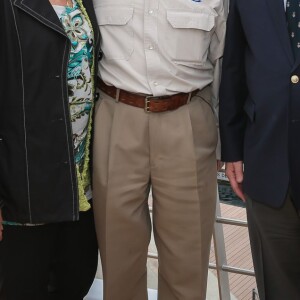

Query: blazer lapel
[[13, 0, 67, 37], [265, 0, 294, 66], [293, 46, 300, 70]]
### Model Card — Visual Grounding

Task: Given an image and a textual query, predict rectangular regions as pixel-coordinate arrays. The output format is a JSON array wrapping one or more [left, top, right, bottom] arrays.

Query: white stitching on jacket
[[10, 0, 32, 222], [18, 0, 65, 33]]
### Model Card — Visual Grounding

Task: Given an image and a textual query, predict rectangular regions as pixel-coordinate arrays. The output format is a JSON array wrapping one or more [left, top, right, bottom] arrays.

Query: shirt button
[[153, 82, 158, 86], [149, 45, 154, 50], [149, 10, 154, 14], [291, 75, 299, 84]]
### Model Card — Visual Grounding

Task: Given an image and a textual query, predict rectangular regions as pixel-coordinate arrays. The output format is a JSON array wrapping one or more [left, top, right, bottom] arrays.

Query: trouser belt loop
[[187, 92, 192, 104], [115, 89, 120, 102]]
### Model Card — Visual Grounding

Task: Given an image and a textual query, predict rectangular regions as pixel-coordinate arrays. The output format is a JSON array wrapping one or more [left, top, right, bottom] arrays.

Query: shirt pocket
[[95, 6, 134, 60], [161, 9, 216, 66]]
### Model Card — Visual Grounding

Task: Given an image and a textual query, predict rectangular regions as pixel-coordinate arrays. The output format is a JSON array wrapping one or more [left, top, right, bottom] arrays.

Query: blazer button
[[291, 75, 299, 84]]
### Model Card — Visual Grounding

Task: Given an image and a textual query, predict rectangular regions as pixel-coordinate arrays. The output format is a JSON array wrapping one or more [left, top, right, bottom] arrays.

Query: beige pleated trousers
[[93, 88, 218, 300]]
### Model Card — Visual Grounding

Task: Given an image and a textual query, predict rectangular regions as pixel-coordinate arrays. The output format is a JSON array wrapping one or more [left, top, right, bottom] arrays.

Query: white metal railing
[[147, 176, 257, 300], [211, 188, 256, 300]]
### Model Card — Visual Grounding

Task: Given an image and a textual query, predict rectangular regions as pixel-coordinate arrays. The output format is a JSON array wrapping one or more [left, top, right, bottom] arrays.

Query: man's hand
[[0, 209, 3, 241], [225, 161, 246, 201]]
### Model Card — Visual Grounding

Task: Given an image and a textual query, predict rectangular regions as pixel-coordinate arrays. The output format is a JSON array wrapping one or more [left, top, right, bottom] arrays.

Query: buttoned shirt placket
[[143, 0, 163, 96]]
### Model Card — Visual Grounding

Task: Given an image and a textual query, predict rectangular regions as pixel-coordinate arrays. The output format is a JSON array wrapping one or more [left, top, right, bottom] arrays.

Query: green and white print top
[[54, 0, 94, 210], [3, 0, 95, 226]]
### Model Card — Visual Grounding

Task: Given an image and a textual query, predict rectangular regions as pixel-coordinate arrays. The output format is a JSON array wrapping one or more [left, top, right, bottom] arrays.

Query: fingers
[[233, 161, 244, 184], [225, 161, 246, 202], [233, 183, 246, 202]]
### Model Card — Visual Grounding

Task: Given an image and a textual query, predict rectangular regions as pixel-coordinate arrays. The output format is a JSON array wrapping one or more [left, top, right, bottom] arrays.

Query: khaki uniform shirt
[[94, 0, 226, 156]]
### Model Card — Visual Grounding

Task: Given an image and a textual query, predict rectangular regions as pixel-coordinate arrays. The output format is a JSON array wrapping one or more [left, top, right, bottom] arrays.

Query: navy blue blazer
[[219, 0, 300, 207]]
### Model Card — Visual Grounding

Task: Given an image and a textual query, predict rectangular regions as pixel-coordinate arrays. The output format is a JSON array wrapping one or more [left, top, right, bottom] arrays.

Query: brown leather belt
[[97, 78, 198, 113]]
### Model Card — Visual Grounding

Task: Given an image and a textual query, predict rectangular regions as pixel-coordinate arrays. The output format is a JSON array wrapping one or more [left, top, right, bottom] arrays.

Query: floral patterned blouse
[[54, 0, 94, 212], [3, 0, 95, 226]]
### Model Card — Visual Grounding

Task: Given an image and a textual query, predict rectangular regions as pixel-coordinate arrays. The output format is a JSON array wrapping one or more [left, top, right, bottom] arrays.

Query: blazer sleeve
[[219, 0, 248, 162], [0, 1, 5, 210]]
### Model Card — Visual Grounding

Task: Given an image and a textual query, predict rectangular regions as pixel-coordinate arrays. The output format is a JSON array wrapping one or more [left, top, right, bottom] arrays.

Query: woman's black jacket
[[0, 0, 100, 223]]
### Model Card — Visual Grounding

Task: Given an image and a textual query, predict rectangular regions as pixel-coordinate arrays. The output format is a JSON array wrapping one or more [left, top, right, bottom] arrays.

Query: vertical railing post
[[213, 190, 231, 300]]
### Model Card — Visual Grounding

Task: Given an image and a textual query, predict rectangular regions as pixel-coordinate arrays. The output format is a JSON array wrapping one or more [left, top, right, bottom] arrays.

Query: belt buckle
[[145, 95, 154, 113]]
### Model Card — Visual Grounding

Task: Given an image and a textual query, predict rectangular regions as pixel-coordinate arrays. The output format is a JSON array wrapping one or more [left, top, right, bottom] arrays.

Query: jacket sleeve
[[219, 0, 248, 162], [0, 1, 5, 210]]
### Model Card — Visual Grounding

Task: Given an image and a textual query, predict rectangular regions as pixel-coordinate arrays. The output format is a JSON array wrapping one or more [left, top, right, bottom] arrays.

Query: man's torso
[[94, 0, 225, 96]]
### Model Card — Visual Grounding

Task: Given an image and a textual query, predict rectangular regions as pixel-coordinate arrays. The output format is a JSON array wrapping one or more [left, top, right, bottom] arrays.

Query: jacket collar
[[265, 0, 294, 66], [13, 0, 67, 37], [13, 0, 100, 47]]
